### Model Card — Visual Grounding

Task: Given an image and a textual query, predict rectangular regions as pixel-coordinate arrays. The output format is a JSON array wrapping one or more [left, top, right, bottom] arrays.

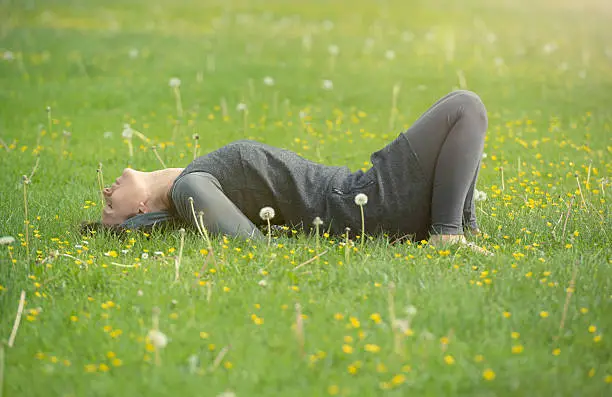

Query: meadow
[[0, 0, 611, 395]]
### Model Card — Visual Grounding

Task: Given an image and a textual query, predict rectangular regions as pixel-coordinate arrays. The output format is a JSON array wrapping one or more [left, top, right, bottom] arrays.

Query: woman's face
[[101, 168, 147, 225]]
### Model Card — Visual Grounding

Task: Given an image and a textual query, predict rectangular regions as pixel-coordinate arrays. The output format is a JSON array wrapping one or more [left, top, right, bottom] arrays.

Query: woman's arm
[[171, 171, 263, 240]]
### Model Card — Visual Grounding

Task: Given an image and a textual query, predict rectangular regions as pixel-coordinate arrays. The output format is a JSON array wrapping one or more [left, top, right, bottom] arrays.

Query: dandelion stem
[[500, 166, 505, 191], [22, 176, 30, 263], [173, 86, 184, 119], [575, 173, 587, 209], [126, 137, 134, 159], [175, 228, 185, 281], [28, 155, 40, 181], [46, 106, 52, 142], [96, 162, 105, 209], [586, 161, 592, 190], [561, 197, 574, 244], [220, 97, 228, 120], [0, 136, 9, 152], [295, 303, 305, 357], [210, 345, 230, 371], [151, 146, 167, 168], [193, 134, 199, 161], [266, 219, 271, 247], [243, 108, 249, 136], [197, 212, 215, 264], [7, 290, 26, 347], [273, 91, 279, 118], [359, 205, 366, 249], [171, 119, 181, 143], [557, 263, 579, 340], [389, 83, 400, 131], [344, 227, 351, 265], [0, 344, 5, 397], [293, 249, 329, 271], [387, 283, 403, 356]]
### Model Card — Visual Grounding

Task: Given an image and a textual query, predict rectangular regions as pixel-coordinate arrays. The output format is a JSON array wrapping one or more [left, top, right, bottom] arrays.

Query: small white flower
[[474, 189, 487, 202], [169, 77, 181, 88], [153, 251, 164, 257], [236, 102, 248, 112], [74, 244, 83, 249], [103, 131, 113, 139], [263, 76, 275, 86], [0, 236, 16, 245], [259, 206, 275, 221], [121, 249, 129, 254], [328, 44, 339, 56], [81, 241, 89, 245], [385, 50, 396, 60], [405, 305, 417, 316], [312, 217, 323, 226], [137, 290, 144, 296], [147, 329, 168, 348], [481, 152, 487, 159], [141, 252, 149, 260], [322, 20, 334, 31], [258, 279, 268, 287], [354, 193, 368, 206], [122, 124, 133, 139], [188, 354, 199, 373], [3, 51, 14, 61], [63, 130, 71, 137], [322, 80, 334, 90], [543, 42, 558, 55], [128, 48, 139, 59]]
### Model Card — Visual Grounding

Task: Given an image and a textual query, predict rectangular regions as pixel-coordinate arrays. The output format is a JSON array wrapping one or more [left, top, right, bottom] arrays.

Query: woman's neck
[[144, 168, 184, 212]]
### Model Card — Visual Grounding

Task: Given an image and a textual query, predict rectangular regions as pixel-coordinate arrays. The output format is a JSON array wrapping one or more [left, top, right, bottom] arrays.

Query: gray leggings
[[171, 90, 487, 238], [402, 90, 487, 235]]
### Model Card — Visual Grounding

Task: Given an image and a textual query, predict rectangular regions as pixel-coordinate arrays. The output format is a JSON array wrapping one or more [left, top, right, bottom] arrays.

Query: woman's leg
[[402, 90, 487, 236], [171, 172, 264, 240]]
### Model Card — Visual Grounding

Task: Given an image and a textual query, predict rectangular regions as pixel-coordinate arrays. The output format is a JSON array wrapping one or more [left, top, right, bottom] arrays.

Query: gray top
[[173, 137, 430, 239]]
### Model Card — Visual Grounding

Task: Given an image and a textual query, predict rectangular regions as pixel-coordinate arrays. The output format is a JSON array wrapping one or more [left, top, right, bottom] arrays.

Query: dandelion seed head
[[263, 76, 275, 86], [122, 124, 133, 139], [405, 305, 417, 316], [169, 77, 181, 88], [474, 189, 487, 202], [385, 50, 396, 60], [103, 131, 113, 139], [312, 217, 324, 226], [354, 193, 368, 206], [322, 80, 334, 90], [0, 236, 16, 245], [128, 48, 139, 59], [3, 51, 15, 61], [147, 329, 168, 348], [259, 206, 275, 221], [236, 102, 248, 112], [328, 44, 339, 56]]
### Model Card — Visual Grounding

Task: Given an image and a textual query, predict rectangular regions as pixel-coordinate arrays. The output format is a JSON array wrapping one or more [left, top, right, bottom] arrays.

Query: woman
[[97, 90, 491, 254]]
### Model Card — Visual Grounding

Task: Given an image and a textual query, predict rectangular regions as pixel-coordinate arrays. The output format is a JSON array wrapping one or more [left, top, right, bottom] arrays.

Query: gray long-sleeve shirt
[[174, 137, 430, 239]]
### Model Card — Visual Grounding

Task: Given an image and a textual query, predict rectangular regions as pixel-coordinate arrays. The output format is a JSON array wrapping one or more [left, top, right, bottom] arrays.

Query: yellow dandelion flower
[[588, 325, 596, 333], [502, 311, 511, 318], [605, 375, 612, 383], [106, 351, 116, 359], [483, 368, 496, 381], [402, 364, 412, 372], [223, 361, 233, 369], [327, 385, 339, 395], [539, 311, 549, 318], [364, 344, 381, 353], [593, 335, 602, 343], [391, 374, 406, 385], [444, 355, 455, 365], [99, 363, 110, 372], [112, 358, 123, 367], [342, 344, 353, 354], [333, 313, 344, 320], [84, 364, 97, 373], [474, 354, 484, 363], [200, 331, 209, 339], [343, 335, 353, 343], [370, 313, 382, 324], [511, 331, 520, 339], [511, 345, 524, 354], [349, 316, 360, 328], [580, 307, 589, 314], [552, 348, 561, 356]]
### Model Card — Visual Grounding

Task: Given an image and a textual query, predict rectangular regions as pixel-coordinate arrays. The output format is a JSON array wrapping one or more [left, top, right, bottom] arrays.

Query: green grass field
[[1, 0, 611, 395]]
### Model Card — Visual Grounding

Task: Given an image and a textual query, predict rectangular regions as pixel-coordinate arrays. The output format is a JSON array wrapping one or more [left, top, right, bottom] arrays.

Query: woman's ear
[[137, 202, 149, 214]]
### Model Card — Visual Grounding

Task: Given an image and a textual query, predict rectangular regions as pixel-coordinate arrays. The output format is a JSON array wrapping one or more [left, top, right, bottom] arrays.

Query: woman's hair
[[80, 211, 182, 237]]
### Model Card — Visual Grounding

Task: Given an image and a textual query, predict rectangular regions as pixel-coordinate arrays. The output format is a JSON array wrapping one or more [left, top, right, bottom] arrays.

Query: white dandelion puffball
[[147, 329, 168, 348], [312, 216, 323, 226], [385, 50, 396, 60], [128, 48, 139, 59], [258, 279, 268, 287], [169, 77, 181, 88], [103, 131, 113, 139], [354, 193, 368, 206], [481, 152, 487, 159], [236, 102, 248, 112], [263, 76, 275, 86], [3, 51, 15, 61], [405, 305, 418, 316], [328, 44, 339, 56], [0, 236, 16, 245], [322, 80, 334, 90], [141, 252, 149, 260], [474, 189, 487, 202], [259, 206, 275, 221], [121, 124, 133, 139]]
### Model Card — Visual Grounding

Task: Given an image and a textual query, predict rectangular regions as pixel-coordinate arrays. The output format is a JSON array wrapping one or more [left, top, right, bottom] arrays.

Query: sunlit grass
[[0, 0, 611, 395]]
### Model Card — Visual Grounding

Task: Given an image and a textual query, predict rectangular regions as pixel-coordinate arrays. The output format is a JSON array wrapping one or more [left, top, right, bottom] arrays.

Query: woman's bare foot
[[429, 234, 494, 256]]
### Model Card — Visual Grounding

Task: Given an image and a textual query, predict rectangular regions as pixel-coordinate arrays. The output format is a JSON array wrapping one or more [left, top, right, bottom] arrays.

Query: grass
[[1, 0, 611, 395]]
